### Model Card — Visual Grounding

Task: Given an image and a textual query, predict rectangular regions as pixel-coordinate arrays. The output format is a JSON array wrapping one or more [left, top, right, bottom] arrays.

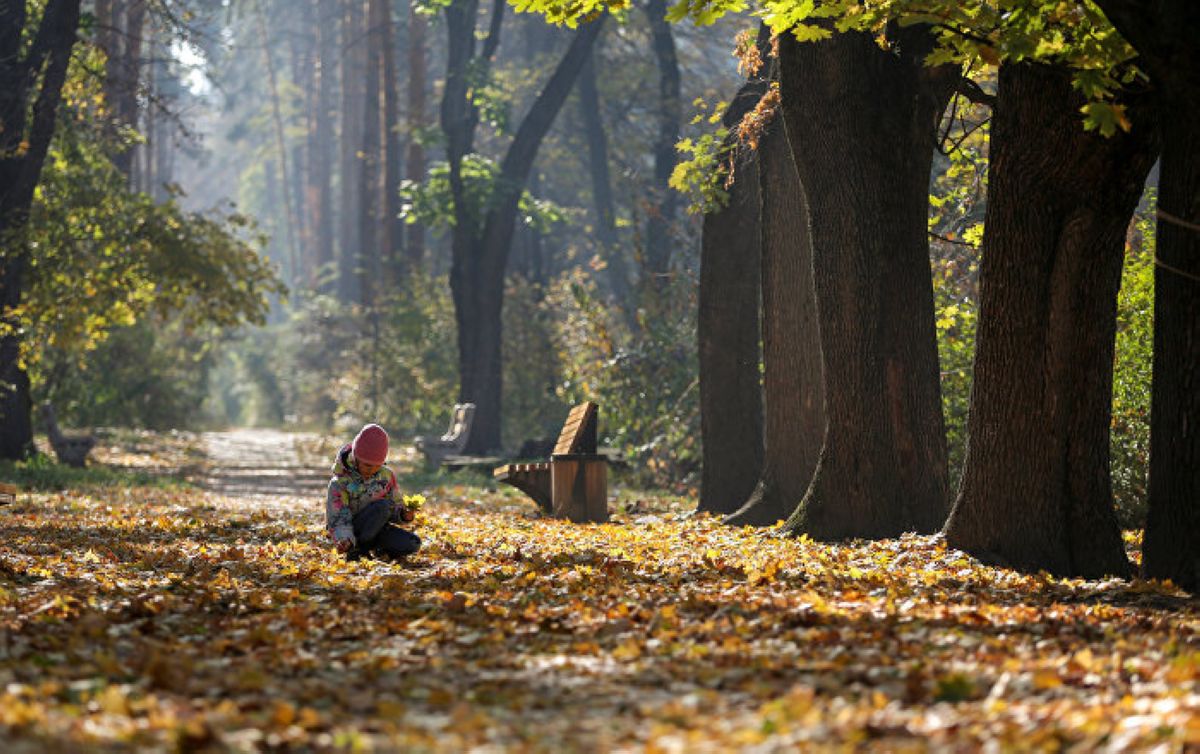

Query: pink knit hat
[[352, 423, 389, 466]]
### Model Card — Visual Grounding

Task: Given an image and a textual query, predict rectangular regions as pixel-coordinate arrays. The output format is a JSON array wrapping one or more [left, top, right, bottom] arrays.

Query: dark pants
[[352, 500, 421, 558]]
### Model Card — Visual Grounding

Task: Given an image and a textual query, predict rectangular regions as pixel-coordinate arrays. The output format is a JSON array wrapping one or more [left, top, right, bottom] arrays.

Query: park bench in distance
[[0, 482, 16, 505], [415, 403, 475, 467], [494, 402, 608, 523]]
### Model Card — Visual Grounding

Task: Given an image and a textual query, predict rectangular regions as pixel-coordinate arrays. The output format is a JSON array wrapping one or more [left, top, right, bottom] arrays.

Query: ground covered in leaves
[[0, 433, 1196, 752]]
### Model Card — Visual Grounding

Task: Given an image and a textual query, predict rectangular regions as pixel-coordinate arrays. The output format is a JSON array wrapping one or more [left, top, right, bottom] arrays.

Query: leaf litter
[[0, 444, 1196, 752]]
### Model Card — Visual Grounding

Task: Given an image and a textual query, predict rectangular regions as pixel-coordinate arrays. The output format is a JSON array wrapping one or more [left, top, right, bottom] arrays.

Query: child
[[325, 423, 421, 560]]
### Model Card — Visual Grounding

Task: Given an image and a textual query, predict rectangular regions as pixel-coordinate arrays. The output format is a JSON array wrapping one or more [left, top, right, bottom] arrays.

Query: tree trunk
[[379, 0, 404, 285], [0, 0, 83, 460], [310, 0, 337, 289], [696, 86, 766, 516], [726, 114, 825, 526], [449, 17, 606, 453], [360, 0, 383, 304], [110, 0, 145, 181], [1092, 0, 1200, 590], [943, 63, 1157, 579], [641, 0, 680, 290], [404, 0, 428, 269], [577, 42, 632, 307], [777, 28, 954, 540], [338, 0, 366, 302]]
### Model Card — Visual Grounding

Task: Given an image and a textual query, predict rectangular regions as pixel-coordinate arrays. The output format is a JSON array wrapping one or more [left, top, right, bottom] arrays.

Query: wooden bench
[[42, 402, 95, 468], [0, 482, 17, 505], [494, 402, 608, 523], [415, 403, 476, 467]]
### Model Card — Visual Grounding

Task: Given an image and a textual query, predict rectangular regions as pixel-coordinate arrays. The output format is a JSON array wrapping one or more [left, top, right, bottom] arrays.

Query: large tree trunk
[[1093, 0, 1200, 591], [0, 0, 83, 460], [641, 0, 679, 290], [696, 91, 764, 516], [449, 17, 606, 453], [943, 63, 1157, 579], [727, 114, 825, 526], [404, 0, 428, 269], [338, 0, 366, 302], [777, 28, 954, 540]]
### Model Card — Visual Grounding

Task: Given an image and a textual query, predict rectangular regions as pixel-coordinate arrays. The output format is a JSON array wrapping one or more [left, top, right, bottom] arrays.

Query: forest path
[[200, 428, 332, 506]]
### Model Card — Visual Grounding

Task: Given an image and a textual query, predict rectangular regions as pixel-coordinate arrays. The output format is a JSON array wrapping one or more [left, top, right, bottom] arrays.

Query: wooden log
[[550, 454, 607, 523]]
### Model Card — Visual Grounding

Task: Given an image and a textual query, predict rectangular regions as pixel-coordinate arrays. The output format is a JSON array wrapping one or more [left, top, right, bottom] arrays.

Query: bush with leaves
[[550, 270, 700, 491]]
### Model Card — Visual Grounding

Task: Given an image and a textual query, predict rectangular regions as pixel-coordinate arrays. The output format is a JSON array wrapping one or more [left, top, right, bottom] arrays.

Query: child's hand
[[398, 508, 415, 523], [336, 538, 354, 553]]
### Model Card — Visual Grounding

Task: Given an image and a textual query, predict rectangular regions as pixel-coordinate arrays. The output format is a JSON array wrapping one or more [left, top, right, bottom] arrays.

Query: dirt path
[[201, 428, 332, 505]]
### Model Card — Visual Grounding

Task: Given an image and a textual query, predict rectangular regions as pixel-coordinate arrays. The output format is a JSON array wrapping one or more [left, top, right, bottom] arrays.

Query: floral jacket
[[324, 443, 405, 545]]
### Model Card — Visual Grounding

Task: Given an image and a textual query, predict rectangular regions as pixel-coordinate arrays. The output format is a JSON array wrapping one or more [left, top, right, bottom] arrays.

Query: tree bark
[[109, 0, 145, 181], [726, 113, 825, 526], [641, 0, 680, 290], [360, 0, 383, 304], [0, 0, 83, 460], [696, 85, 766, 516], [378, 0, 403, 285], [777, 27, 954, 540], [404, 1, 428, 269], [1092, 0, 1200, 591], [943, 63, 1157, 579], [445, 14, 606, 452], [310, 0, 337, 289], [577, 42, 632, 307], [338, 0, 366, 302]]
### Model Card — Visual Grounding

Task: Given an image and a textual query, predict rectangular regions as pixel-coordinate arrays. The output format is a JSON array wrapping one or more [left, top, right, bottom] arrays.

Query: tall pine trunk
[[727, 113, 824, 526], [778, 28, 954, 540], [943, 63, 1157, 578], [359, 0, 383, 304], [379, 0, 403, 285], [404, 0, 428, 269], [310, 0, 337, 289], [696, 83, 767, 516], [338, 0, 366, 302]]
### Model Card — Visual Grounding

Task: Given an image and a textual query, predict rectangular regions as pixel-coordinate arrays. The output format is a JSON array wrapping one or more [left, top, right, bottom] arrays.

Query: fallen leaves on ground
[[0, 479, 1196, 751]]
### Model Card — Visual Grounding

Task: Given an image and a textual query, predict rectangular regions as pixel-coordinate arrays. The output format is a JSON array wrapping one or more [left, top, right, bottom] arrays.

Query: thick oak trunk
[[0, 0, 82, 460], [696, 90, 765, 516], [1094, 0, 1200, 592], [777, 28, 953, 540], [1144, 104, 1200, 591], [727, 115, 824, 526], [944, 63, 1157, 579]]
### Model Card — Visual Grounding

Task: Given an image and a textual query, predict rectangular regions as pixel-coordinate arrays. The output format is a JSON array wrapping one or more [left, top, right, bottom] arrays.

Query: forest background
[[0, 0, 1164, 527]]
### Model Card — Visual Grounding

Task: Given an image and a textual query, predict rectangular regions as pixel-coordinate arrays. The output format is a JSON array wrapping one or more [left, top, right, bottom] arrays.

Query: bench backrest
[[442, 403, 476, 446], [553, 402, 598, 456]]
